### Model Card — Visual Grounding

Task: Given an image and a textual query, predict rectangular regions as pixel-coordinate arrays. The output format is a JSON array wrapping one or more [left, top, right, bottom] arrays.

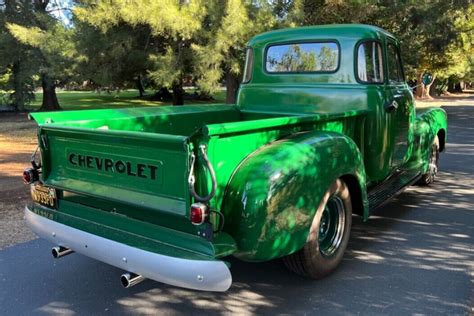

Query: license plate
[[31, 185, 57, 209]]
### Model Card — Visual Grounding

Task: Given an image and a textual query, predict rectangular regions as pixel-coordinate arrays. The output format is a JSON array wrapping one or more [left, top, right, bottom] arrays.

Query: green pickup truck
[[23, 24, 447, 292]]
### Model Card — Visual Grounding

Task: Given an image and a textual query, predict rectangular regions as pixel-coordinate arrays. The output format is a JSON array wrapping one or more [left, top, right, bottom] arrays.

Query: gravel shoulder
[[0, 112, 37, 249]]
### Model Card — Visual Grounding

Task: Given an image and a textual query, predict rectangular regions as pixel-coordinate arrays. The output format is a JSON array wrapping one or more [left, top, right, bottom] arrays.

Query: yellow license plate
[[31, 185, 57, 209]]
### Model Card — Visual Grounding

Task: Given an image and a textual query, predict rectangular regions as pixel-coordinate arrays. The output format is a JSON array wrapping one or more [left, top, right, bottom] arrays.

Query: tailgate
[[38, 125, 190, 216]]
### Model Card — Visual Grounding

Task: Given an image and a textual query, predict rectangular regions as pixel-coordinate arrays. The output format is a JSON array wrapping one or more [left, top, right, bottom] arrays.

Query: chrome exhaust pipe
[[121, 273, 145, 288], [52, 246, 74, 258]]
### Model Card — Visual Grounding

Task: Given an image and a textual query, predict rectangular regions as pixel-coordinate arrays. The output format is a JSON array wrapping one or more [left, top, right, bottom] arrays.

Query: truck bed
[[29, 105, 305, 231], [30, 104, 295, 136], [29, 104, 366, 257]]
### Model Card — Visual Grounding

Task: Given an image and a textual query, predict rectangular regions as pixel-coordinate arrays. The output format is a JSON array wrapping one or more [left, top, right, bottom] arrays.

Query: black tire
[[417, 135, 440, 185], [283, 179, 352, 279]]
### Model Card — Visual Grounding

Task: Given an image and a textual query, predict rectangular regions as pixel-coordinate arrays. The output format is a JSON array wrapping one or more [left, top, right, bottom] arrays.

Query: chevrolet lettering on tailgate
[[68, 153, 160, 180]]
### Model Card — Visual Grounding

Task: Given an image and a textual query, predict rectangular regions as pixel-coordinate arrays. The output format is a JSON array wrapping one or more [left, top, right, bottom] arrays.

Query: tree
[[73, 20, 153, 97], [2, 0, 472, 110], [436, 4, 474, 94], [8, 20, 76, 110], [367, 1, 473, 98], [286, 0, 378, 26], [74, 0, 207, 105], [193, 0, 280, 103], [286, 0, 473, 98], [4, 0, 77, 111], [0, 0, 37, 110]]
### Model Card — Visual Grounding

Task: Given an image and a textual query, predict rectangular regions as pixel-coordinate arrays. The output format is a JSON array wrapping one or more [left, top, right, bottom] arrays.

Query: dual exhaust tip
[[52, 246, 74, 258], [120, 273, 145, 288], [51, 246, 145, 288]]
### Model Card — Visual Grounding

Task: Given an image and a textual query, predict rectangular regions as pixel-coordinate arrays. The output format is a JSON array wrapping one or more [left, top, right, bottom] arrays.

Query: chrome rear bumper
[[24, 206, 232, 292]]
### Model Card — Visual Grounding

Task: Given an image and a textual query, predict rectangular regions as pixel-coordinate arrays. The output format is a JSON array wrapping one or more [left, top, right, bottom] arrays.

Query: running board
[[368, 169, 421, 212]]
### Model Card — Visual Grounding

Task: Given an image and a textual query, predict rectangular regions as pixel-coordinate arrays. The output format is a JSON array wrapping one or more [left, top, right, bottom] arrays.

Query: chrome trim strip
[[25, 206, 232, 292]]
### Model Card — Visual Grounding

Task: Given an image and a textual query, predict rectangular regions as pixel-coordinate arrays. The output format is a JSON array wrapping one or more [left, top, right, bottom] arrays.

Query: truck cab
[[24, 25, 447, 292], [239, 25, 419, 183]]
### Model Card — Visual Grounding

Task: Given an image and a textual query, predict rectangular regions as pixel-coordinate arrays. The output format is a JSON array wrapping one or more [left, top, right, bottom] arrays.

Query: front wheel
[[417, 135, 440, 185], [283, 179, 352, 279]]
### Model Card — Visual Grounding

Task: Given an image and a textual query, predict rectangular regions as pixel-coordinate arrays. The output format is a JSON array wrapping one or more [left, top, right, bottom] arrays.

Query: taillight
[[23, 168, 39, 184], [190, 203, 208, 225]]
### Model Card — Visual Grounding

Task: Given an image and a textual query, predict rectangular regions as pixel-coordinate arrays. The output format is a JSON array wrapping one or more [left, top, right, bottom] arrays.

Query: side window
[[242, 48, 253, 83], [387, 43, 404, 83], [356, 41, 384, 83]]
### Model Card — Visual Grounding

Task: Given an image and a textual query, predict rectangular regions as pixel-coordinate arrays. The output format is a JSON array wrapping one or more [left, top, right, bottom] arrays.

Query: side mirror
[[422, 73, 433, 85]]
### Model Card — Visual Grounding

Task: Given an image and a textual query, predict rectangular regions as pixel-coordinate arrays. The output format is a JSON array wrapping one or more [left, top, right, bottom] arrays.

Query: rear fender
[[411, 108, 448, 171], [221, 131, 368, 262]]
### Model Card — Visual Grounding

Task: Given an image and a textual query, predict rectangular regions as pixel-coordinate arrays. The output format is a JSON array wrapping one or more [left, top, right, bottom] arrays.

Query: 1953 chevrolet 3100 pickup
[[23, 25, 447, 292]]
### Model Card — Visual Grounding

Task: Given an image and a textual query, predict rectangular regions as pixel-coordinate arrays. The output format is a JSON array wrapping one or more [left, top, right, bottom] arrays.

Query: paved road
[[1, 106, 473, 315]]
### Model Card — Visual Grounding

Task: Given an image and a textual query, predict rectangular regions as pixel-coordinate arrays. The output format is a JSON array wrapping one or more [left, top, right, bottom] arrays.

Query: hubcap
[[318, 195, 345, 257]]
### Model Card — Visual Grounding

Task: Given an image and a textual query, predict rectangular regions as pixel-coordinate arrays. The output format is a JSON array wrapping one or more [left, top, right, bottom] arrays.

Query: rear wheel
[[283, 179, 352, 279], [417, 135, 439, 185]]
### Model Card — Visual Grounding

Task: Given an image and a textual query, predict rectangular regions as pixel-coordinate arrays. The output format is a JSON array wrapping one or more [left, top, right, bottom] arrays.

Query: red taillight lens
[[190, 203, 207, 225], [23, 168, 38, 184]]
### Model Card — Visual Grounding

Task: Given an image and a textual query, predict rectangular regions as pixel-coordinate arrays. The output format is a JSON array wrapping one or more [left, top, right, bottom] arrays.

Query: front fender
[[411, 108, 448, 171], [221, 131, 367, 262]]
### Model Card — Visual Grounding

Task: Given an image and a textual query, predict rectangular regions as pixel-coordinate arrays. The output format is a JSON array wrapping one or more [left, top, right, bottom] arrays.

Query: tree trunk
[[225, 68, 240, 104], [136, 75, 145, 97], [40, 73, 61, 111], [424, 74, 436, 99], [11, 61, 26, 110], [172, 80, 184, 106], [415, 71, 425, 99], [429, 78, 441, 97], [454, 82, 462, 93], [447, 76, 456, 93]]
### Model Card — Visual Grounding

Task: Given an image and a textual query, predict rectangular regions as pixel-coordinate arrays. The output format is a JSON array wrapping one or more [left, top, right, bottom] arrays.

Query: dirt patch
[[415, 92, 474, 108], [0, 112, 37, 249]]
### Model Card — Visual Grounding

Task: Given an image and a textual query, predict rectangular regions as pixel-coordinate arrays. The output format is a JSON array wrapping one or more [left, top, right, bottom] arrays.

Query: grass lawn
[[25, 89, 474, 112], [30, 89, 226, 111]]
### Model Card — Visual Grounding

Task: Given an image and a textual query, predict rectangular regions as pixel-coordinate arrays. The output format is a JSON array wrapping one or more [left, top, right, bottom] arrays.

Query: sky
[[48, 0, 74, 27]]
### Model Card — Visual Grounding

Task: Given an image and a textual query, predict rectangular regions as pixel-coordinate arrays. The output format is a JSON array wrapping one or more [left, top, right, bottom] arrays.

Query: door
[[385, 39, 415, 170]]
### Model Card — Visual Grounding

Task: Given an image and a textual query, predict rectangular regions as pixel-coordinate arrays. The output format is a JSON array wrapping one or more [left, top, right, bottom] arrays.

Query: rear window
[[265, 42, 339, 73]]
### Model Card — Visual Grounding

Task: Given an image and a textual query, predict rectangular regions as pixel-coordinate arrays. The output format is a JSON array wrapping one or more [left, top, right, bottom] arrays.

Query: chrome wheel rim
[[427, 143, 439, 181], [319, 195, 345, 257]]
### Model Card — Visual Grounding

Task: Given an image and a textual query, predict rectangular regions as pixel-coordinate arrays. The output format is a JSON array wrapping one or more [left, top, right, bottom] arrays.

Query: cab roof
[[248, 24, 395, 47]]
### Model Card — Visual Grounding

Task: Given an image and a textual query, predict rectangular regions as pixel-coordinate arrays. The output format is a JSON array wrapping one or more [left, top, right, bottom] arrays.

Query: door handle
[[384, 100, 399, 113]]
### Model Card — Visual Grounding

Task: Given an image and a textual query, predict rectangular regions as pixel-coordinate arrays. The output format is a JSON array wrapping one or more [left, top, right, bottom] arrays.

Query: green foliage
[[0, 68, 10, 86], [0, 0, 79, 110], [74, 0, 207, 103], [0, 0, 38, 109], [193, 0, 278, 96], [7, 22, 77, 80], [75, 0, 206, 39], [286, 0, 473, 95], [369, 1, 473, 96], [1, 0, 473, 110], [73, 20, 152, 89], [193, 0, 250, 92]]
